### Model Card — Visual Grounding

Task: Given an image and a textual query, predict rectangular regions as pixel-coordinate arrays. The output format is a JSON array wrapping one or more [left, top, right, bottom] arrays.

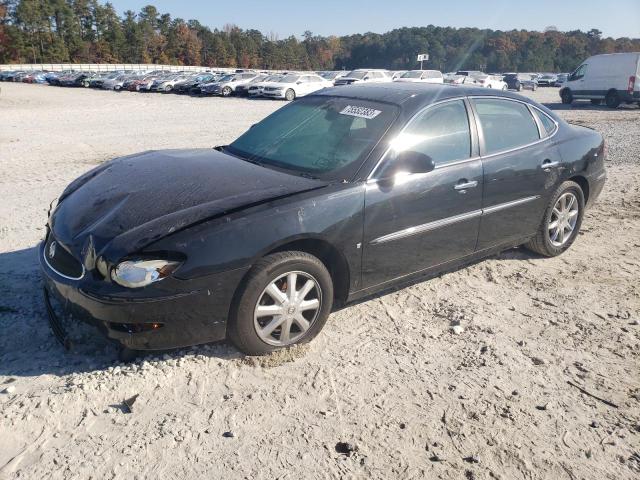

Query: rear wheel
[[517, 83, 523, 92], [605, 90, 620, 108], [525, 181, 584, 257], [532, 83, 538, 91], [285, 89, 296, 101], [560, 89, 573, 105], [228, 252, 333, 356]]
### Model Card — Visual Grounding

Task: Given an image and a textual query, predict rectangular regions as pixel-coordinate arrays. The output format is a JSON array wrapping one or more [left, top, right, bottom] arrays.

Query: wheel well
[[569, 175, 590, 204], [606, 88, 618, 97], [268, 239, 350, 307]]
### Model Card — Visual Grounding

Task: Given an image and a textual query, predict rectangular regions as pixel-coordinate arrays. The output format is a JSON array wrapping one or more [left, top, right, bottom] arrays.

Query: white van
[[559, 52, 640, 108]]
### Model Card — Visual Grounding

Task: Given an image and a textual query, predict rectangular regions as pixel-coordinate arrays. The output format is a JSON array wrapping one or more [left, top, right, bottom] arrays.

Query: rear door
[[361, 98, 483, 288], [470, 97, 563, 250]]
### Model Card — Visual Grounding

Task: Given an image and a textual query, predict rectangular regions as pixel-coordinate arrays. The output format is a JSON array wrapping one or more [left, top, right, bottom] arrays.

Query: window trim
[[368, 96, 478, 180], [468, 96, 559, 159]]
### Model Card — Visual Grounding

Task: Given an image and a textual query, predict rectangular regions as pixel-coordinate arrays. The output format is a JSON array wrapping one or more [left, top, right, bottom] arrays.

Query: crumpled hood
[[50, 149, 325, 263]]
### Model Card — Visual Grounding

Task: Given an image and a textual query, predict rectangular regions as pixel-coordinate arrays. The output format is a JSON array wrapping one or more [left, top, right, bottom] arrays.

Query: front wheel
[[525, 181, 585, 257], [285, 88, 296, 101], [228, 252, 333, 355], [560, 89, 573, 105], [222, 86, 232, 97], [517, 83, 523, 92]]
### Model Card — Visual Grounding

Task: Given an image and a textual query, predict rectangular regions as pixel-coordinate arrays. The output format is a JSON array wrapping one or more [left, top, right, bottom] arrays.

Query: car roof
[[314, 82, 532, 111]]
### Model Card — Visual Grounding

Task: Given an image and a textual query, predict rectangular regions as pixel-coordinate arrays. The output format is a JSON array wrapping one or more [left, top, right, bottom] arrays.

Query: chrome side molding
[[370, 195, 540, 245]]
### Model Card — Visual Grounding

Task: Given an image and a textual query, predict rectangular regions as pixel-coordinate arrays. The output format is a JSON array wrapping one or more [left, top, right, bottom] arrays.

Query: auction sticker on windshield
[[339, 105, 382, 119]]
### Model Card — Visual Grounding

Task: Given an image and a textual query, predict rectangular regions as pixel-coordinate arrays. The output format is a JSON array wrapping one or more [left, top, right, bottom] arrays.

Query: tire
[[560, 89, 573, 105], [222, 86, 232, 97], [502, 85, 507, 90], [590, 99, 602, 105], [164, 85, 172, 92], [517, 83, 523, 92], [605, 90, 620, 109], [285, 89, 296, 101], [525, 181, 585, 257], [532, 84, 538, 91], [228, 251, 334, 356]]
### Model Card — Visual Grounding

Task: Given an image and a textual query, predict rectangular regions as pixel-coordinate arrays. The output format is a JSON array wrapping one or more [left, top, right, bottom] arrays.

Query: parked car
[[235, 74, 269, 96], [560, 52, 640, 108], [150, 74, 191, 93], [394, 70, 444, 84], [262, 73, 332, 100], [537, 74, 558, 87], [200, 72, 259, 96], [42, 83, 606, 360], [334, 69, 392, 86], [248, 74, 284, 97], [503, 73, 538, 91], [554, 74, 569, 87], [173, 73, 217, 94], [102, 74, 129, 91], [60, 72, 91, 87]]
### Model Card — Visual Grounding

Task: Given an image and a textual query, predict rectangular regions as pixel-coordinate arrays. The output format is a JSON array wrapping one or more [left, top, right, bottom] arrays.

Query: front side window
[[571, 64, 587, 80], [473, 98, 540, 154], [227, 96, 398, 179], [386, 99, 472, 167]]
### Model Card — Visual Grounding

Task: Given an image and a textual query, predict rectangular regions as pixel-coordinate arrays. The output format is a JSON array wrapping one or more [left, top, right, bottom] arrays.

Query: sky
[[108, 0, 640, 39]]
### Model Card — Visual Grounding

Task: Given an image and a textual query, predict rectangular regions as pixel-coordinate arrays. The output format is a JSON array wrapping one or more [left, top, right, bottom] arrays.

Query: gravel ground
[[0, 83, 638, 480]]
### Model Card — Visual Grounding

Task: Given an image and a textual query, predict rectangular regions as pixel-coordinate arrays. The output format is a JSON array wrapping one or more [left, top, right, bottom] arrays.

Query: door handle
[[542, 160, 560, 170], [454, 180, 478, 191]]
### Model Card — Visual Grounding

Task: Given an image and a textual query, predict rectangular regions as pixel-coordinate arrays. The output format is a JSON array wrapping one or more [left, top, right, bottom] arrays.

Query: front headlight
[[111, 259, 181, 288]]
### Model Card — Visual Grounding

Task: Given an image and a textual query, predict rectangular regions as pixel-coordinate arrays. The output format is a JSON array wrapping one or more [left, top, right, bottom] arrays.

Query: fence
[[0, 63, 238, 73]]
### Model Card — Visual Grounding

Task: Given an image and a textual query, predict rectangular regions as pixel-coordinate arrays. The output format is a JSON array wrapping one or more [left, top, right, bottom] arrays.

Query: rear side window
[[472, 99, 540, 154], [388, 99, 471, 167], [532, 109, 557, 136]]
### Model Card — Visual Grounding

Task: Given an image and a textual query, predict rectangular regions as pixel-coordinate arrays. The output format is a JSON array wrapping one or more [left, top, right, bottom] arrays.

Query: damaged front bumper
[[40, 241, 249, 351]]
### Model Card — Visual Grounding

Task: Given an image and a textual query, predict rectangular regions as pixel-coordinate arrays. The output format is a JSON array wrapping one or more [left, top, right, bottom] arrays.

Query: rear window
[[472, 99, 540, 154]]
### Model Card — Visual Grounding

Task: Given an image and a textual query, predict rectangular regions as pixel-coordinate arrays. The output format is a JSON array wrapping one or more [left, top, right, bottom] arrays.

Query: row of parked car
[[0, 67, 573, 101]]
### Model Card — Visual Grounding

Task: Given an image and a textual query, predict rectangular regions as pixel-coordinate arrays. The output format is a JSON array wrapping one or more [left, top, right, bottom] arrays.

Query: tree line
[[1, 0, 639, 73]]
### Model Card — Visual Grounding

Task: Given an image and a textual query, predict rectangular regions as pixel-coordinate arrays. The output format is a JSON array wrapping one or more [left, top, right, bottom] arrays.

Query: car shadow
[[0, 245, 241, 379]]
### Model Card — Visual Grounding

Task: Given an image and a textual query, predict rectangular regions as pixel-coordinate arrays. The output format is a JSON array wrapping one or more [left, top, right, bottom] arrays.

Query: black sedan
[[503, 73, 538, 91], [41, 83, 606, 358]]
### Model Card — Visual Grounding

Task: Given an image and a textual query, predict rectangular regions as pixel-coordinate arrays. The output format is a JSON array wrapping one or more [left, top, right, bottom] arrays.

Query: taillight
[[629, 76, 636, 94]]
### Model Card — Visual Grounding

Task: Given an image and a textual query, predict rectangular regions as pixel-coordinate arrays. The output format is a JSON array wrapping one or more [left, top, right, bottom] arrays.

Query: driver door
[[361, 98, 483, 288]]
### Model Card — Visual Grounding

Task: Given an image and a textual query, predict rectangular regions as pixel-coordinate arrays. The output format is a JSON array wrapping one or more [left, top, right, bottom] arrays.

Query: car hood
[[50, 149, 326, 262]]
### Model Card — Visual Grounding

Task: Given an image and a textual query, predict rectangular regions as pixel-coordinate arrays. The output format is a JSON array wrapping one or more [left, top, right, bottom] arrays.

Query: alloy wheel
[[548, 192, 579, 247], [253, 271, 322, 346]]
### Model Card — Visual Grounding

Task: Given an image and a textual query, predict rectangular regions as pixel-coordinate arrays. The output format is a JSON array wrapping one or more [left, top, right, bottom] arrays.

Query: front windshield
[[227, 96, 398, 179], [346, 71, 367, 79], [401, 71, 422, 79]]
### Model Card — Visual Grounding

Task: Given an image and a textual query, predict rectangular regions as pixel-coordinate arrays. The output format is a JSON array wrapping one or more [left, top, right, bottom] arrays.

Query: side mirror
[[296, 81, 302, 84], [363, 76, 370, 81], [377, 151, 435, 181]]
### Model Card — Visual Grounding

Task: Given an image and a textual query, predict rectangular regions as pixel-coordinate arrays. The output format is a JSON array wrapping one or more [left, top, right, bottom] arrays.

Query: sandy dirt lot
[[0, 82, 638, 480]]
